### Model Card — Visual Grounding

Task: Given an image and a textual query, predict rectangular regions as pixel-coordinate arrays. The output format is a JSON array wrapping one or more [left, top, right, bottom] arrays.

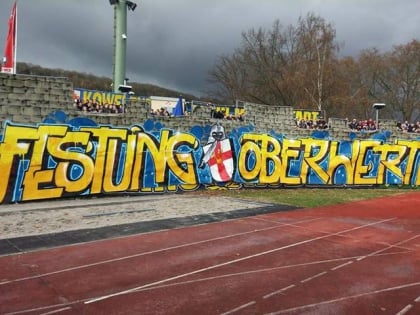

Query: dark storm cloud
[[1, 0, 419, 97]]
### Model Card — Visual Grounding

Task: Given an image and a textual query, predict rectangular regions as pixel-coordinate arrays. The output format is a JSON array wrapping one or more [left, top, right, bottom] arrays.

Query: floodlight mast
[[109, 0, 137, 93]]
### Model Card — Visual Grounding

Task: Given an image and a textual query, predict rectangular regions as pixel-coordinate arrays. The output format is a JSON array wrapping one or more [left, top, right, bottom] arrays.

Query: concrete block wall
[[0, 74, 74, 131], [245, 103, 296, 133], [1, 73, 417, 142]]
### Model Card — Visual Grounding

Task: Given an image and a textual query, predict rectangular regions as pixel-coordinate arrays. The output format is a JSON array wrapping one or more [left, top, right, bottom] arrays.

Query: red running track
[[0, 191, 419, 315]]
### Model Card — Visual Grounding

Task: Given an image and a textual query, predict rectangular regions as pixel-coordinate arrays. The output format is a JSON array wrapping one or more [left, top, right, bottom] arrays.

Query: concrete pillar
[[113, 0, 128, 93]]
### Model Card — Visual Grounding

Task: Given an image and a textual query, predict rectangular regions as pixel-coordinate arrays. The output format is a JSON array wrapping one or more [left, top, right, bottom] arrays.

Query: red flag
[[1, 2, 17, 74]]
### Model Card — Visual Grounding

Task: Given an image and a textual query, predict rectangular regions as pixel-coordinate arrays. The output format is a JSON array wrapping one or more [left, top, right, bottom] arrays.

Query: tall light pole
[[109, 0, 137, 93]]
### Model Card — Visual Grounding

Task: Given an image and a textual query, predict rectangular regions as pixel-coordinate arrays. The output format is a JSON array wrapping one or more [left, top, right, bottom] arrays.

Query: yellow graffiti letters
[[164, 132, 199, 184], [238, 135, 261, 181], [395, 140, 420, 185], [22, 125, 69, 201], [80, 126, 132, 194], [1, 122, 420, 204], [353, 140, 382, 185], [300, 139, 330, 184], [327, 141, 359, 185], [48, 131, 95, 193], [103, 133, 137, 192], [373, 143, 407, 184], [238, 133, 281, 183], [0, 125, 39, 202], [129, 129, 199, 190], [280, 139, 302, 185]]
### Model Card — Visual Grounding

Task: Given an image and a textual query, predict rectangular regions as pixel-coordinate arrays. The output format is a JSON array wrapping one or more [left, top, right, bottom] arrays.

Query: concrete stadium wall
[[1, 73, 420, 204], [0, 73, 418, 141]]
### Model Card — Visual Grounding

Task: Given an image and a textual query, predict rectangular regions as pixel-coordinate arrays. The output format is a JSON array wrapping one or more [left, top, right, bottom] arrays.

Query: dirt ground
[[0, 193, 275, 239]]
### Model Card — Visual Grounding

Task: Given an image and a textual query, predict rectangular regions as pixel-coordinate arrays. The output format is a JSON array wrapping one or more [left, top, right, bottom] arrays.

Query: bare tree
[[208, 13, 339, 111], [295, 13, 339, 111], [326, 57, 371, 119], [357, 40, 419, 122], [209, 14, 418, 123], [382, 40, 419, 122]]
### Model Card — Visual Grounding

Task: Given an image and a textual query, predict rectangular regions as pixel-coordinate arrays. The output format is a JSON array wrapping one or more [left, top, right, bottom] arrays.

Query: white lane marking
[[415, 295, 420, 302], [0, 222, 288, 286], [254, 216, 415, 251], [263, 284, 296, 299], [39, 307, 72, 315], [330, 235, 419, 271], [300, 271, 328, 283], [131, 256, 364, 295], [132, 250, 412, 295], [396, 304, 413, 315], [356, 234, 420, 261], [251, 216, 323, 225], [4, 303, 74, 315], [6, 220, 412, 315], [253, 217, 337, 234], [331, 261, 354, 271], [84, 218, 395, 304], [137, 257, 355, 290], [266, 281, 420, 314], [220, 301, 256, 315], [263, 235, 418, 303]]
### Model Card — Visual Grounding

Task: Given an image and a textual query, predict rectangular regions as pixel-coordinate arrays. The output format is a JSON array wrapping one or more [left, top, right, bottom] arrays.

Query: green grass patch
[[207, 187, 416, 208]]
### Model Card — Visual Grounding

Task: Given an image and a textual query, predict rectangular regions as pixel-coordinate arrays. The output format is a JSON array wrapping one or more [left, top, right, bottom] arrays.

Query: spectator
[[316, 117, 328, 129], [407, 123, 416, 133], [348, 118, 358, 130], [213, 109, 225, 119], [209, 103, 215, 118], [74, 98, 127, 115], [367, 119, 377, 131], [397, 120, 419, 133]]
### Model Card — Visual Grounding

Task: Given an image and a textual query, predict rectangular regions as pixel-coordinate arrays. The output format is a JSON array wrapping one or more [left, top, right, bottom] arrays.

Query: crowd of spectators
[[210, 105, 245, 121], [295, 117, 329, 129], [346, 118, 420, 133], [150, 107, 171, 116], [397, 121, 420, 133], [149, 107, 192, 117], [74, 99, 126, 114], [347, 118, 377, 131], [73, 98, 419, 135]]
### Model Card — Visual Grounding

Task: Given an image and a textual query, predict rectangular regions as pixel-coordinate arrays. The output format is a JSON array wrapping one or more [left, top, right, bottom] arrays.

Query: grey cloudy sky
[[1, 0, 419, 97]]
